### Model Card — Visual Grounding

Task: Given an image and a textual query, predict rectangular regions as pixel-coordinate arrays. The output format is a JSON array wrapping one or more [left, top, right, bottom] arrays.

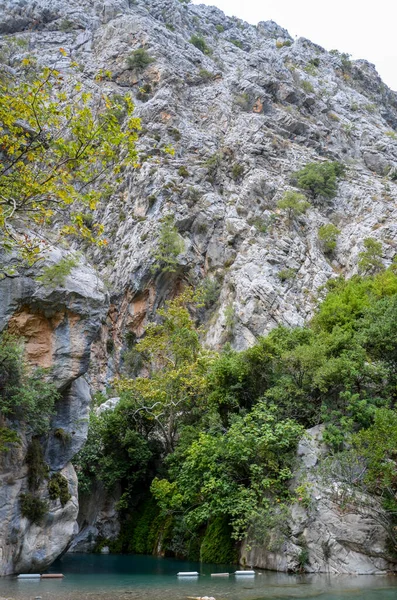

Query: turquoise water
[[0, 554, 397, 600]]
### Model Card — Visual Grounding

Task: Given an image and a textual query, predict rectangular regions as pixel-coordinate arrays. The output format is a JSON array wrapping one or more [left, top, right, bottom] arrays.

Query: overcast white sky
[[192, 0, 397, 91]]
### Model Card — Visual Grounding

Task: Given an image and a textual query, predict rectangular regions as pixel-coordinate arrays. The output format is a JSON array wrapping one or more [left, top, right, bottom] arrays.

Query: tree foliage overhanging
[[0, 51, 140, 262]]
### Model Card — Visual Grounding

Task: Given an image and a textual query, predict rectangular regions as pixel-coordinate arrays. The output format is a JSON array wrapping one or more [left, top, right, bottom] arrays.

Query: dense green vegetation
[[0, 334, 59, 441], [294, 161, 345, 199], [75, 267, 397, 562]]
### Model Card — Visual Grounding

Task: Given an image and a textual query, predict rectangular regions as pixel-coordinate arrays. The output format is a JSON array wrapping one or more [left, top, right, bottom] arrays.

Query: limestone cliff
[[2, 0, 396, 377], [0, 248, 107, 575], [1, 0, 397, 575]]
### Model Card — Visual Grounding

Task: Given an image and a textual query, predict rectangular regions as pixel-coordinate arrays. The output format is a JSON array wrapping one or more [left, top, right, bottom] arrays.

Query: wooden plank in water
[[41, 574, 64, 579]]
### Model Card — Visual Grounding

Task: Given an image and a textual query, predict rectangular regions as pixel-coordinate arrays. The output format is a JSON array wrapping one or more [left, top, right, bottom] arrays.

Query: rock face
[[2, 0, 395, 375], [68, 480, 121, 553], [0, 249, 107, 575], [241, 426, 397, 574]]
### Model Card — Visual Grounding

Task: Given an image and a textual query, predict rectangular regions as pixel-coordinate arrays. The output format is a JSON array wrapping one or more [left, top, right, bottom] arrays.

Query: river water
[[0, 554, 397, 600]]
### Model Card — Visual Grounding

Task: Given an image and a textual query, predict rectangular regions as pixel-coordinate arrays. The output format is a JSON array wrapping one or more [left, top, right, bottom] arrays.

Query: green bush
[[178, 165, 189, 178], [26, 439, 49, 491], [277, 191, 310, 220], [48, 472, 71, 506], [234, 92, 251, 111], [127, 49, 155, 71], [199, 277, 221, 309], [231, 163, 244, 181], [229, 39, 242, 49], [0, 334, 59, 440], [151, 215, 185, 274], [276, 40, 292, 49], [301, 80, 314, 94], [295, 161, 345, 199], [198, 68, 213, 81], [54, 427, 71, 445], [358, 238, 384, 274], [277, 268, 296, 282], [136, 83, 152, 102], [189, 35, 210, 55], [318, 223, 341, 254], [20, 493, 48, 525]]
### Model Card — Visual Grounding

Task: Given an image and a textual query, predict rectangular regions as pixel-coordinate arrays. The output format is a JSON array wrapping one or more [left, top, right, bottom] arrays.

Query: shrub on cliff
[[0, 334, 59, 442], [295, 161, 345, 199], [20, 493, 48, 525], [189, 35, 211, 54], [318, 223, 341, 254], [150, 215, 185, 274], [358, 237, 384, 274], [277, 191, 310, 221], [127, 48, 155, 71]]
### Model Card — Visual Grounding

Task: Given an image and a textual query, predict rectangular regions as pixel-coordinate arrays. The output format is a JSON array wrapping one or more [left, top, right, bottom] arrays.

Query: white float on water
[[177, 571, 199, 576], [17, 574, 64, 579], [211, 573, 229, 577], [234, 570, 255, 576]]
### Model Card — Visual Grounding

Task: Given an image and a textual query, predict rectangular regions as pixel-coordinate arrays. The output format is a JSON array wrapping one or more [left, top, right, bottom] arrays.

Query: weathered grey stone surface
[[4, 0, 393, 379], [241, 426, 397, 574], [68, 481, 121, 553], [0, 458, 79, 576], [0, 249, 108, 575], [45, 377, 92, 471]]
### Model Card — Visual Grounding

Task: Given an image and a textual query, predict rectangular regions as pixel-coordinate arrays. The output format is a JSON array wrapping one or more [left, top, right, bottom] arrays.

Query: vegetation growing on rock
[[76, 267, 397, 562]]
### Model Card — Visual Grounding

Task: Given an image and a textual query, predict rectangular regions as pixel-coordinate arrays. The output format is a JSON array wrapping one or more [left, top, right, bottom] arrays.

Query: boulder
[[241, 426, 397, 574]]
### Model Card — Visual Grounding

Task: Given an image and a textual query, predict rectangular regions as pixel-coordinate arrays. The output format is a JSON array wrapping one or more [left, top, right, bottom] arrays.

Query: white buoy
[[235, 570, 255, 576], [177, 571, 199, 576], [211, 573, 230, 577], [17, 574, 41, 579]]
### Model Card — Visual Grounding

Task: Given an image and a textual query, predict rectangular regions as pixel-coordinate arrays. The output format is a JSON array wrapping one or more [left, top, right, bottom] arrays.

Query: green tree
[[295, 161, 345, 199], [358, 237, 384, 274], [151, 215, 185, 274], [277, 191, 310, 221], [151, 403, 303, 539], [353, 408, 397, 504], [115, 290, 214, 453], [0, 334, 59, 441], [0, 55, 140, 264], [318, 223, 341, 254]]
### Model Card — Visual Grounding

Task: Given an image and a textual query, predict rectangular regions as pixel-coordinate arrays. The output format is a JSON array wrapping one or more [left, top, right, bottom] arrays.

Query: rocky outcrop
[[241, 426, 397, 574], [0, 248, 107, 575], [68, 480, 121, 553]]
